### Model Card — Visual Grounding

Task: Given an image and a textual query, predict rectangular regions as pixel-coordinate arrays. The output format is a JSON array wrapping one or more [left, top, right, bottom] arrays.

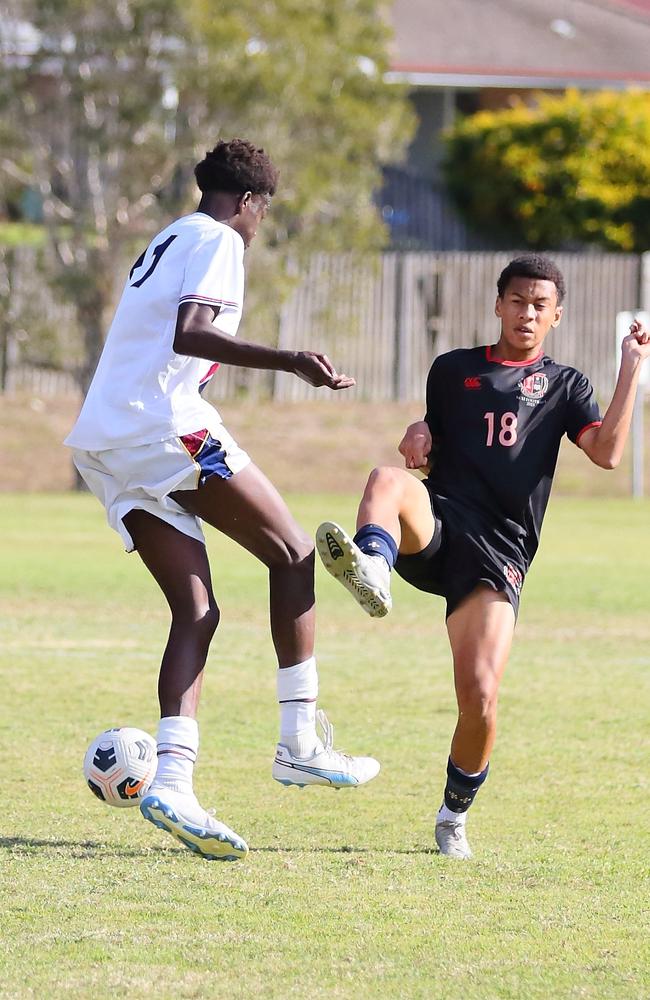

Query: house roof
[[388, 0, 650, 88]]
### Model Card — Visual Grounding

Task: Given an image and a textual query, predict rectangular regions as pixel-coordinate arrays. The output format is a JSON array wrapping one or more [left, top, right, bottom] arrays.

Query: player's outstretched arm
[[174, 302, 355, 391], [398, 420, 432, 471], [579, 320, 650, 469]]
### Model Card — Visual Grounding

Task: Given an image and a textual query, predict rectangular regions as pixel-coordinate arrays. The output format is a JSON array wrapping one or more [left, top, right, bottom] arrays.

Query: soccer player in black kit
[[316, 254, 650, 859]]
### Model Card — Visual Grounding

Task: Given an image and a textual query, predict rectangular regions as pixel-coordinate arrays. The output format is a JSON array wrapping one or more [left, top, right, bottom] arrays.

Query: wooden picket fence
[[2, 249, 646, 402], [271, 250, 645, 403]]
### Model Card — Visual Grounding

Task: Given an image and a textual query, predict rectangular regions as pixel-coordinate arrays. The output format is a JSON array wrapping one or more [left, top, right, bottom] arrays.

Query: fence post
[[0, 317, 7, 393], [393, 254, 404, 400], [640, 255, 650, 500], [641, 253, 650, 314], [0, 249, 10, 392]]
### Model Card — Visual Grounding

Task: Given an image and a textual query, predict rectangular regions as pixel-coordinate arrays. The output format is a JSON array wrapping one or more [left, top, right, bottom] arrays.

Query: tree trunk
[[72, 247, 113, 489]]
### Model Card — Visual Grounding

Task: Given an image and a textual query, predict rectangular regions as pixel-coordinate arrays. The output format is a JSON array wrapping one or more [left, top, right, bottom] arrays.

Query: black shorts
[[393, 487, 525, 619]]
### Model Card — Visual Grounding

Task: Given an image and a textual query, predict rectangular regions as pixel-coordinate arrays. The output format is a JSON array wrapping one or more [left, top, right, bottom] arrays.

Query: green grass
[[1, 494, 649, 999]]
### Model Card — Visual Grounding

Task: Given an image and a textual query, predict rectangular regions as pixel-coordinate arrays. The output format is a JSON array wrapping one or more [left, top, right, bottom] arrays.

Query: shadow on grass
[[1, 836, 438, 857], [0, 836, 183, 858], [251, 845, 438, 855]]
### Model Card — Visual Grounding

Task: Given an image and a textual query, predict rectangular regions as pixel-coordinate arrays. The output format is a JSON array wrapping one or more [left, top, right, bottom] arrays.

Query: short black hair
[[497, 254, 566, 304], [194, 139, 278, 197]]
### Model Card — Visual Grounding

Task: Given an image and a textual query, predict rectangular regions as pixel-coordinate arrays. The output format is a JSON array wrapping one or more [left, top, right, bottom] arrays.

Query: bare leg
[[356, 466, 436, 554], [163, 463, 381, 785], [122, 509, 219, 718], [171, 463, 314, 668], [123, 512, 249, 860], [445, 585, 515, 773], [315, 466, 436, 619], [357, 473, 515, 769]]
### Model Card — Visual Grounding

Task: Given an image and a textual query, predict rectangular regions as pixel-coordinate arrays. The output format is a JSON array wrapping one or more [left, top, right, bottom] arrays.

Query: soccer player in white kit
[[66, 139, 379, 861]]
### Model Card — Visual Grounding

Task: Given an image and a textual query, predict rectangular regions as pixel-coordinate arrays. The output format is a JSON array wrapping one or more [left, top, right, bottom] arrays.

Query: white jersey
[[65, 213, 245, 451]]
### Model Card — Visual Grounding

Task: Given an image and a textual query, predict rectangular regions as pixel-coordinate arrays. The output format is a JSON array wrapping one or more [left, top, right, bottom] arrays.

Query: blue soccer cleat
[[140, 787, 248, 861]]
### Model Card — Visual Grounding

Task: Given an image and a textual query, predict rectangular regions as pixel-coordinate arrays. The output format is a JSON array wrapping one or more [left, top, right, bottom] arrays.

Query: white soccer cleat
[[316, 521, 392, 618], [435, 818, 472, 860], [272, 709, 380, 788], [139, 786, 248, 861]]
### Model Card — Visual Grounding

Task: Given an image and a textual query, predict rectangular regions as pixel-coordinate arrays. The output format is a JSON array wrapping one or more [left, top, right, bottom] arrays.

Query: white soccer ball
[[83, 727, 157, 808]]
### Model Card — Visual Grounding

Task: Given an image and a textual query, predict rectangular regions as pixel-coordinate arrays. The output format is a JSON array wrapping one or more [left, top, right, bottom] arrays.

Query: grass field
[[1, 493, 649, 999]]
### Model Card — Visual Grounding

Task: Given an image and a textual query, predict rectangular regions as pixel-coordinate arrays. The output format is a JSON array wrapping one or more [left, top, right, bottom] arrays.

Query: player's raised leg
[[435, 586, 515, 859], [316, 466, 436, 617], [171, 462, 380, 789], [122, 509, 248, 861]]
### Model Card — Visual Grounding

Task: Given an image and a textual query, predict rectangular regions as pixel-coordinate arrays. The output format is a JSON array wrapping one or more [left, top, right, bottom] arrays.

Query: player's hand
[[291, 351, 356, 390], [622, 319, 650, 364], [398, 420, 432, 470]]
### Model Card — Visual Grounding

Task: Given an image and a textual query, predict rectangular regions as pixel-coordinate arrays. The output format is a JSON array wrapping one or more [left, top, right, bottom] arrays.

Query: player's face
[[235, 192, 270, 248], [494, 278, 563, 360]]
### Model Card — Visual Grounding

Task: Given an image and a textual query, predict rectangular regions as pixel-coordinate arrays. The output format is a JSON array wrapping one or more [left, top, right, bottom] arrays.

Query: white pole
[[641, 253, 650, 316], [631, 385, 644, 499], [616, 309, 649, 499], [640, 255, 650, 501]]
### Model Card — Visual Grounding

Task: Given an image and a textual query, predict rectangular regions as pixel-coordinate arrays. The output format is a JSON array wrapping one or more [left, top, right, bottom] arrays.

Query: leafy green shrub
[[443, 89, 650, 252]]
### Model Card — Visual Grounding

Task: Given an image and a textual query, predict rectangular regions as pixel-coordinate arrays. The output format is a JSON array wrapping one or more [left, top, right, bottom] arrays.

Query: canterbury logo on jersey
[[464, 377, 482, 390]]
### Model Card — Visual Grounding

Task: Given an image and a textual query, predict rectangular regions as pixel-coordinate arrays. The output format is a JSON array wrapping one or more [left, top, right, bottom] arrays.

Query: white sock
[[153, 715, 199, 795], [281, 700, 318, 757], [277, 657, 319, 758], [368, 552, 391, 571], [437, 803, 468, 825]]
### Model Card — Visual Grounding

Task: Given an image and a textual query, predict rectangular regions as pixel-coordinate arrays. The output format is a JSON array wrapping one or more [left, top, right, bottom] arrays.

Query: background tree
[[443, 89, 650, 253], [0, 0, 413, 392], [0, 0, 191, 389], [183, 0, 409, 252]]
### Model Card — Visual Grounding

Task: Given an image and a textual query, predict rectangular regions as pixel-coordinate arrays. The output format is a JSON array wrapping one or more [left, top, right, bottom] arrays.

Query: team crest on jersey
[[518, 373, 549, 400]]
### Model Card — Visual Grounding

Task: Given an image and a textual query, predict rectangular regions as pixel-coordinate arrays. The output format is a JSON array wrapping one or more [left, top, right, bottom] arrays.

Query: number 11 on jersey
[[484, 411, 518, 447], [130, 234, 178, 288]]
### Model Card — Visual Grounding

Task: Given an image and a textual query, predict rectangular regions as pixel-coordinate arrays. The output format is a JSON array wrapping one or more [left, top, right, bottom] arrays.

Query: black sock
[[443, 757, 489, 813]]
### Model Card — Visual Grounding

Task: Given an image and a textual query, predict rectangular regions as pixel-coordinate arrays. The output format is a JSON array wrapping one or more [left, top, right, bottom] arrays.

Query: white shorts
[[71, 426, 250, 552]]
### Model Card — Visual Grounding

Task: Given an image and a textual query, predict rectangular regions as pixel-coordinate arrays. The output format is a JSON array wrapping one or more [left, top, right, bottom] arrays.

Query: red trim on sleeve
[[486, 345, 544, 367], [179, 294, 240, 308], [576, 420, 602, 446]]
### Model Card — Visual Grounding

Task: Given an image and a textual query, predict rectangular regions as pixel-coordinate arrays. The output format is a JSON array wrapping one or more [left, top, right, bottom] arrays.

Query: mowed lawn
[[0, 493, 648, 1000]]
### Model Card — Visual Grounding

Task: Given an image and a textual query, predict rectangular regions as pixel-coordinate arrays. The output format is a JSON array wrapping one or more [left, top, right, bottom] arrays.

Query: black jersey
[[425, 345, 602, 569]]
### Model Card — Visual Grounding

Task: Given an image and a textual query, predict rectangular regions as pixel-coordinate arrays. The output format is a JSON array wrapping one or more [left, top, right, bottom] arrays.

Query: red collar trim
[[486, 345, 544, 367]]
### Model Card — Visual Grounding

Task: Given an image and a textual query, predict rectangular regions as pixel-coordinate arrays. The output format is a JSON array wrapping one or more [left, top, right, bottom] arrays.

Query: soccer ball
[[83, 727, 157, 808]]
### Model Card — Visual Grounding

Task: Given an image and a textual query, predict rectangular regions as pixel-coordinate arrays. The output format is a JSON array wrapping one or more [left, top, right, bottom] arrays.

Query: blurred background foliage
[[0, 0, 414, 387], [4, 2, 649, 390], [444, 89, 650, 253]]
